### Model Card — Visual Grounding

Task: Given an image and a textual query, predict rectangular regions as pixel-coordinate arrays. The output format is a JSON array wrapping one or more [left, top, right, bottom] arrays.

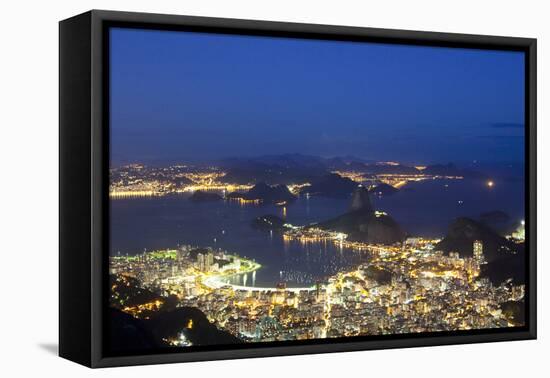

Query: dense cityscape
[[110, 228, 525, 346], [109, 161, 526, 349]]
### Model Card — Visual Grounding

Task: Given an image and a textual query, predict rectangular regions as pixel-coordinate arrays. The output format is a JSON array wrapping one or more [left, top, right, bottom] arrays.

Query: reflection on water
[[110, 178, 524, 286], [223, 270, 258, 287]]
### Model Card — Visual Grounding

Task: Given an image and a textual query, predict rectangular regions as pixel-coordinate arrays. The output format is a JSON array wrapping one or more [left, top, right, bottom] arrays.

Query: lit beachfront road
[[202, 275, 315, 292]]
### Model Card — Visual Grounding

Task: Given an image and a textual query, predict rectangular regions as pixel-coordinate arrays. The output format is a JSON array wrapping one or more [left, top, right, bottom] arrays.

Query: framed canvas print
[[59, 10, 537, 368]]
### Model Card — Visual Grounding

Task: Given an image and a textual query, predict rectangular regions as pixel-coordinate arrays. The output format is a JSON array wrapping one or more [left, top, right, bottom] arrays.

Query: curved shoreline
[[201, 260, 316, 292], [202, 274, 316, 292]]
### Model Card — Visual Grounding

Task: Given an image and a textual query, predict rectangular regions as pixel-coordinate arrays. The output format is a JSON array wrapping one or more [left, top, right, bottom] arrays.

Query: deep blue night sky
[[110, 27, 525, 165]]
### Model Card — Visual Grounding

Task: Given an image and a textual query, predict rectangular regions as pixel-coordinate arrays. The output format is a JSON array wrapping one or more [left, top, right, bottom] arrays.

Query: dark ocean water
[[110, 178, 524, 287]]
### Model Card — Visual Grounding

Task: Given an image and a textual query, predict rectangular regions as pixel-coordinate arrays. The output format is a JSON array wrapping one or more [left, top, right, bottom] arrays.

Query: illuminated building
[[473, 240, 485, 264], [196, 251, 215, 272], [206, 252, 214, 272], [197, 253, 205, 271]]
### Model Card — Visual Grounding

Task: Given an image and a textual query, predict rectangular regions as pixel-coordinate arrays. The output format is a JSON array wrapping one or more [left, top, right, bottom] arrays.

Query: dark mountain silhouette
[[225, 153, 372, 174], [109, 274, 242, 351], [221, 154, 327, 184], [246, 182, 294, 202], [350, 185, 373, 212], [300, 173, 358, 198], [478, 210, 512, 233], [223, 166, 321, 185], [227, 182, 296, 204], [480, 254, 525, 285], [108, 307, 241, 352], [436, 217, 524, 284], [189, 190, 223, 202], [239, 153, 327, 170], [108, 308, 162, 353], [436, 217, 521, 262], [314, 186, 405, 244], [316, 210, 405, 244], [148, 307, 242, 346], [479, 210, 510, 224], [325, 156, 374, 172], [218, 155, 485, 184], [249, 186, 405, 244]]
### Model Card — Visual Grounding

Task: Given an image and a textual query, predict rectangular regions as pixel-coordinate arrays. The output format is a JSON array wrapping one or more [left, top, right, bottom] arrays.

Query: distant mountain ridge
[[218, 154, 486, 185]]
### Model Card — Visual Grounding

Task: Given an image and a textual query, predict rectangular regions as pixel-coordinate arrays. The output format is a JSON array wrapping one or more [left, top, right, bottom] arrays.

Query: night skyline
[[108, 27, 527, 352], [110, 28, 525, 165]]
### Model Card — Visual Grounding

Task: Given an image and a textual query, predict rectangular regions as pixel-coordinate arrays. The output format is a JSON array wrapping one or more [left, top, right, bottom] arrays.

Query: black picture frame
[[59, 9, 537, 368]]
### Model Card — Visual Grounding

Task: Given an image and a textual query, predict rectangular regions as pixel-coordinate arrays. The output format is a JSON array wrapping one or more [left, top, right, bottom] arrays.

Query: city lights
[[111, 229, 525, 345], [108, 162, 526, 346]]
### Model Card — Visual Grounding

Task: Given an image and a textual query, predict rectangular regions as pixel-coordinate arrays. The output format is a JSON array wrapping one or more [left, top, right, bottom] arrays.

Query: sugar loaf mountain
[[253, 182, 524, 287], [254, 185, 405, 244], [314, 185, 405, 244]]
